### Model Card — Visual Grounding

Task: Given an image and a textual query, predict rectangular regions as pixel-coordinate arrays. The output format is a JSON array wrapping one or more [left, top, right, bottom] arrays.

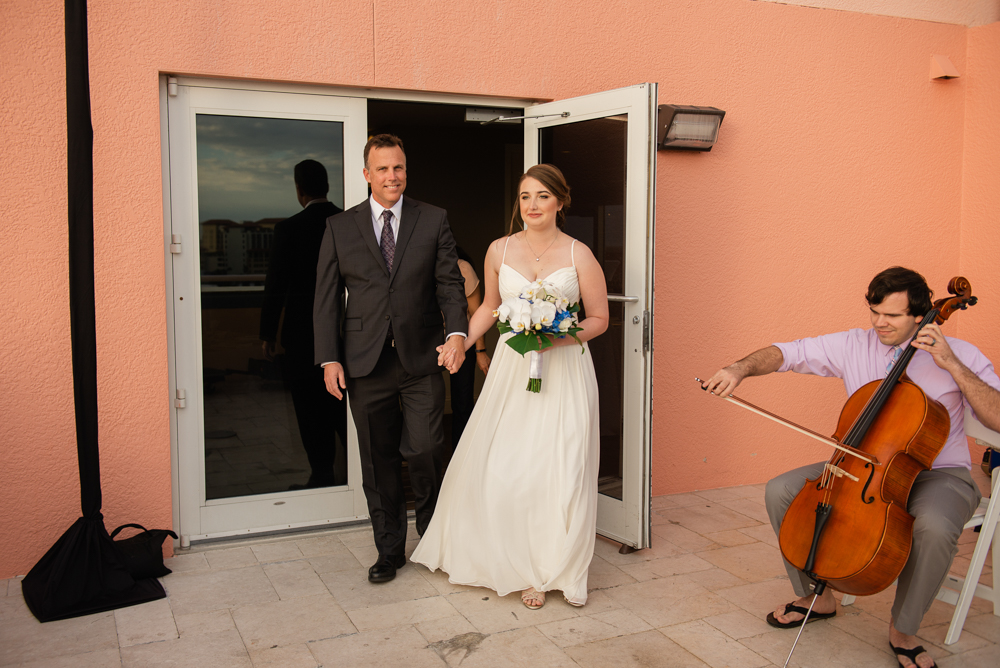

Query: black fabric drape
[[65, 0, 100, 520], [21, 0, 166, 622]]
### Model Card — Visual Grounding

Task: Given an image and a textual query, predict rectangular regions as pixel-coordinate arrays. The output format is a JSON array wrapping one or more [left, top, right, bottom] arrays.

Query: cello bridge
[[823, 462, 859, 484]]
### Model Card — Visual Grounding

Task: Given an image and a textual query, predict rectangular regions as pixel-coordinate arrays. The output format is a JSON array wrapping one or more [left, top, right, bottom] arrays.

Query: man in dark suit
[[260, 159, 347, 489], [314, 134, 468, 583]]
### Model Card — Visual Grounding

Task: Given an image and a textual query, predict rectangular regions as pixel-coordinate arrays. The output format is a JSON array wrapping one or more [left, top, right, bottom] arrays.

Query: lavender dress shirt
[[773, 328, 1000, 470]]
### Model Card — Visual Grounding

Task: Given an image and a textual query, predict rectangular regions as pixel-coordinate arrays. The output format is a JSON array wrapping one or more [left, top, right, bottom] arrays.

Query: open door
[[523, 84, 657, 549]]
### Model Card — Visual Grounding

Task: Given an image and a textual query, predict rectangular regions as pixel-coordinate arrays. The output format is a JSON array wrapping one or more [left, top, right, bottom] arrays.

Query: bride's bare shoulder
[[485, 235, 514, 272]]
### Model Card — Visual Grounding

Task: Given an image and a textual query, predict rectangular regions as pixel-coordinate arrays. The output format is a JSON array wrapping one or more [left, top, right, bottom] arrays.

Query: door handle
[[608, 295, 639, 303]]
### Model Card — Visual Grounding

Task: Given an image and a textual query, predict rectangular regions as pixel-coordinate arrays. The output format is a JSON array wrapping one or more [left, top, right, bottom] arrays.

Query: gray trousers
[[764, 462, 980, 635]]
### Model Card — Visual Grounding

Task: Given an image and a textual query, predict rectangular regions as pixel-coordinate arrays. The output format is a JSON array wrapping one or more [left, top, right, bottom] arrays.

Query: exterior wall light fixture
[[657, 104, 726, 151]]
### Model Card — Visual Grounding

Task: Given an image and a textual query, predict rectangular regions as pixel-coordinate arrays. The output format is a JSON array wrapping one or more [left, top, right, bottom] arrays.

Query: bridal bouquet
[[493, 279, 583, 392]]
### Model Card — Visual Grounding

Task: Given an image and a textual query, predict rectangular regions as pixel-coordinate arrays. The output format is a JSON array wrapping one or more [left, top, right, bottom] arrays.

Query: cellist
[[702, 267, 1000, 668]]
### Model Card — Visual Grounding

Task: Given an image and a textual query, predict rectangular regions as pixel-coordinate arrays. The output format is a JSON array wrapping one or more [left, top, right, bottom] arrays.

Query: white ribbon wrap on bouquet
[[528, 350, 543, 381]]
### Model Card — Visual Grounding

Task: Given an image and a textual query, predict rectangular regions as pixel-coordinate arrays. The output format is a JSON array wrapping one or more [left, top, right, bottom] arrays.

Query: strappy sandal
[[521, 587, 546, 609], [563, 596, 584, 607]]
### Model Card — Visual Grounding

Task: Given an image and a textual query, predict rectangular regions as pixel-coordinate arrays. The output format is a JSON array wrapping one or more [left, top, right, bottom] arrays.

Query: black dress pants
[[345, 343, 445, 558]]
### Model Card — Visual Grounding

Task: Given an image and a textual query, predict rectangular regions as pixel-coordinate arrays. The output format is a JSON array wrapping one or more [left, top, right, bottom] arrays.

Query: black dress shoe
[[368, 555, 406, 583]]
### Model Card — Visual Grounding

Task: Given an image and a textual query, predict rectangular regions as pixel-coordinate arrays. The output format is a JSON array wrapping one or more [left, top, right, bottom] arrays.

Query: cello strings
[[842, 310, 939, 447]]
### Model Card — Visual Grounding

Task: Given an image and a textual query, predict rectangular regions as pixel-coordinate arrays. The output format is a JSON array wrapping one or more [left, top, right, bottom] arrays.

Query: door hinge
[[175, 389, 187, 408], [642, 310, 651, 353], [169, 234, 182, 254], [167, 76, 178, 97]]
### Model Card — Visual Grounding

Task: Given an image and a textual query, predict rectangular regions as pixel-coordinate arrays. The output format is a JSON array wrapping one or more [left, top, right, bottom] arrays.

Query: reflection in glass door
[[166, 81, 368, 541], [196, 115, 346, 499]]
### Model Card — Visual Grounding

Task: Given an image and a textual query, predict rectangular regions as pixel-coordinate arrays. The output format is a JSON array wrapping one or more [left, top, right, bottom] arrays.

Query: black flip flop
[[765, 602, 836, 629], [889, 643, 936, 668]]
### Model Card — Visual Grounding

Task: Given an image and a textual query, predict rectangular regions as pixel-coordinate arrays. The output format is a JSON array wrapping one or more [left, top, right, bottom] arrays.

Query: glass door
[[523, 84, 656, 549], [166, 81, 368, 542]]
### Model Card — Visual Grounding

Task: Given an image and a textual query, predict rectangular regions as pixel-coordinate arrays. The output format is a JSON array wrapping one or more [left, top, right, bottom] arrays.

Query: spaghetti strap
[[502, 236, 511, 264], [571, 239, 577, 268]]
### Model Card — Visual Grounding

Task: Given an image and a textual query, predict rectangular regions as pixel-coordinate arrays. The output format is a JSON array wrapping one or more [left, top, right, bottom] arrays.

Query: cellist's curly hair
[[866, 267, 933, 317]]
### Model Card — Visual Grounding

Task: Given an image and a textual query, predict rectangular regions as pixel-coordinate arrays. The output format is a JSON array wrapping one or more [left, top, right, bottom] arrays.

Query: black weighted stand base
[[22, 515, 166, 622]]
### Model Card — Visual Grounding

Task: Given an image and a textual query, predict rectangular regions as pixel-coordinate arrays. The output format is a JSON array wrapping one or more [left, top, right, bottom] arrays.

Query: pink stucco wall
[[2, 0, 998, 578], [960, 21, 1000, 357]]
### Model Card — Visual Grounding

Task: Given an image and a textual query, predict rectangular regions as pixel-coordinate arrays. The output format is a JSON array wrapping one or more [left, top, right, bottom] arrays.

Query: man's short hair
[[364, 134, 405, 168], [866, 267, 933, 317], [294, 159, 329, 198]]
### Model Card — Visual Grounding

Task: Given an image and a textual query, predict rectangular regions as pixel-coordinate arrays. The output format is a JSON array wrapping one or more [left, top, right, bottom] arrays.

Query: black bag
[[110, 524, 178, 579]]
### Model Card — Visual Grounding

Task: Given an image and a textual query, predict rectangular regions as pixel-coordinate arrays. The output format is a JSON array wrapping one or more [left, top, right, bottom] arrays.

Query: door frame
[[161, 76, 655, 547], [165, 81, 374, 544]]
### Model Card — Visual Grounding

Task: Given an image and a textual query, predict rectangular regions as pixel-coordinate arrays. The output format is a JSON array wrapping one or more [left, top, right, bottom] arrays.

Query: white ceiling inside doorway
[[754, 0, 1000, 26]]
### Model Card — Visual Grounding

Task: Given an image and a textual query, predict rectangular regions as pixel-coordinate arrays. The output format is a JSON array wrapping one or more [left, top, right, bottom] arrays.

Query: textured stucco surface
[[958, 21, 1000, 361], [2, 0, 998, 578], [1, 0, 82, 579]]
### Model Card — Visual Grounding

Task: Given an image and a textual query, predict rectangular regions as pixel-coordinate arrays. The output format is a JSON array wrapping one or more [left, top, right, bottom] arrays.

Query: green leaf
[[503, 331, 557, 356]]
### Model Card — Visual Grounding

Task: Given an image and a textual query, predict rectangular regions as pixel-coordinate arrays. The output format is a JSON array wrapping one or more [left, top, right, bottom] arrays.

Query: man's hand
[[262, 341, 276, 361], [323, 363, 346, 400], [438, 335, 465, 374], [910, 323, 958, 371], [701, 365, 747, 398], [912, 323, 1000, 432], [701, 346, 784, 398]]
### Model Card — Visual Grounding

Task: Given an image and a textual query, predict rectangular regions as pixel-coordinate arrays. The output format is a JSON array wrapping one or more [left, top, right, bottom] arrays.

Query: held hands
[[436, 335, 466, 374], [701, 365, 747, 398], [261, 341, 276, 361]]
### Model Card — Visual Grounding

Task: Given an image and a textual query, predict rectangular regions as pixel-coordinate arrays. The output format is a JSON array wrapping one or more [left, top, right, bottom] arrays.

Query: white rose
[[558, 318, 572, 332]]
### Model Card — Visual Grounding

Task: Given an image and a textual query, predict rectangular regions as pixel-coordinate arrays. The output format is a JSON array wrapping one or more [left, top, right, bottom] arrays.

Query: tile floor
[[1, 482, 996, 667]]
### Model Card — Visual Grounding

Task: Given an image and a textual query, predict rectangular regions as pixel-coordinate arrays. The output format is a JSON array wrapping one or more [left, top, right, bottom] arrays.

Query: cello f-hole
[[861, 463, 875, 504]]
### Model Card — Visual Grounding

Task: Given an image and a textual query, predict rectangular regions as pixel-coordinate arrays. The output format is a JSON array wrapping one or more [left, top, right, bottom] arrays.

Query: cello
[[779, 277, 976, 596], [697, 276, 977, 665]]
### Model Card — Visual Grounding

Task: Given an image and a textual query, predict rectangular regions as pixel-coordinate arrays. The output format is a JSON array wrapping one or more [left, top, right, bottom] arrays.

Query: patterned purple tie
[[380, 209, 395, 273], [380, 210, 395, 341]]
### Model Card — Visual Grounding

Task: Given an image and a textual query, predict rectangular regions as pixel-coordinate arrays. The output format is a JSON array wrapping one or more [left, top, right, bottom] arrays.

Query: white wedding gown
[[411, 245, 600, 605]]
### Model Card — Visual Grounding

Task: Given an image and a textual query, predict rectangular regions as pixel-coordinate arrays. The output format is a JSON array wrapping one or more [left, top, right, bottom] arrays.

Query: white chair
[[839, 405, 999, 645]]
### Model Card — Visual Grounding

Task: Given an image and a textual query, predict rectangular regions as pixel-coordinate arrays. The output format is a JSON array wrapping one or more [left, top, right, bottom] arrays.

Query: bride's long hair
[[507, 164, 572, 236]]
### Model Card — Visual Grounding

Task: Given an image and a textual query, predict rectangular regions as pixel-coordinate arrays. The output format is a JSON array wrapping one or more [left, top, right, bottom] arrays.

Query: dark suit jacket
[[313, 197, 468, 378], [260, 201, 342, 359]]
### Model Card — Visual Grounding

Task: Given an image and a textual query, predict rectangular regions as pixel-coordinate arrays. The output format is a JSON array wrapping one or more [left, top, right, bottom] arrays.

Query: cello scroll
[[930, 276, 977, 325]]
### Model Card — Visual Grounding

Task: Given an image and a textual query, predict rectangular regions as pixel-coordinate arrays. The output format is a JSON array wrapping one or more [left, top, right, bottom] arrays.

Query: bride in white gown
[[411, 164, 608, 608]]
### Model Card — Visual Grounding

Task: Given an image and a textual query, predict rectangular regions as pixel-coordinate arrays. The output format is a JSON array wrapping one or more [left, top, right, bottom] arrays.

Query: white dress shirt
[[369, 194, 403, 243]]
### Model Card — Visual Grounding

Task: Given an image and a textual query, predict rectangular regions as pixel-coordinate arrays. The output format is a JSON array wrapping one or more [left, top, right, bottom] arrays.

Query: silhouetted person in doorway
[[260, 159, 347, 488]]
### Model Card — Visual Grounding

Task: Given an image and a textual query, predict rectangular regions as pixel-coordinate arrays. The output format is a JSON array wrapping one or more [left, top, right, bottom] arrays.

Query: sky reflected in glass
[[196, 115, 345, 223]]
